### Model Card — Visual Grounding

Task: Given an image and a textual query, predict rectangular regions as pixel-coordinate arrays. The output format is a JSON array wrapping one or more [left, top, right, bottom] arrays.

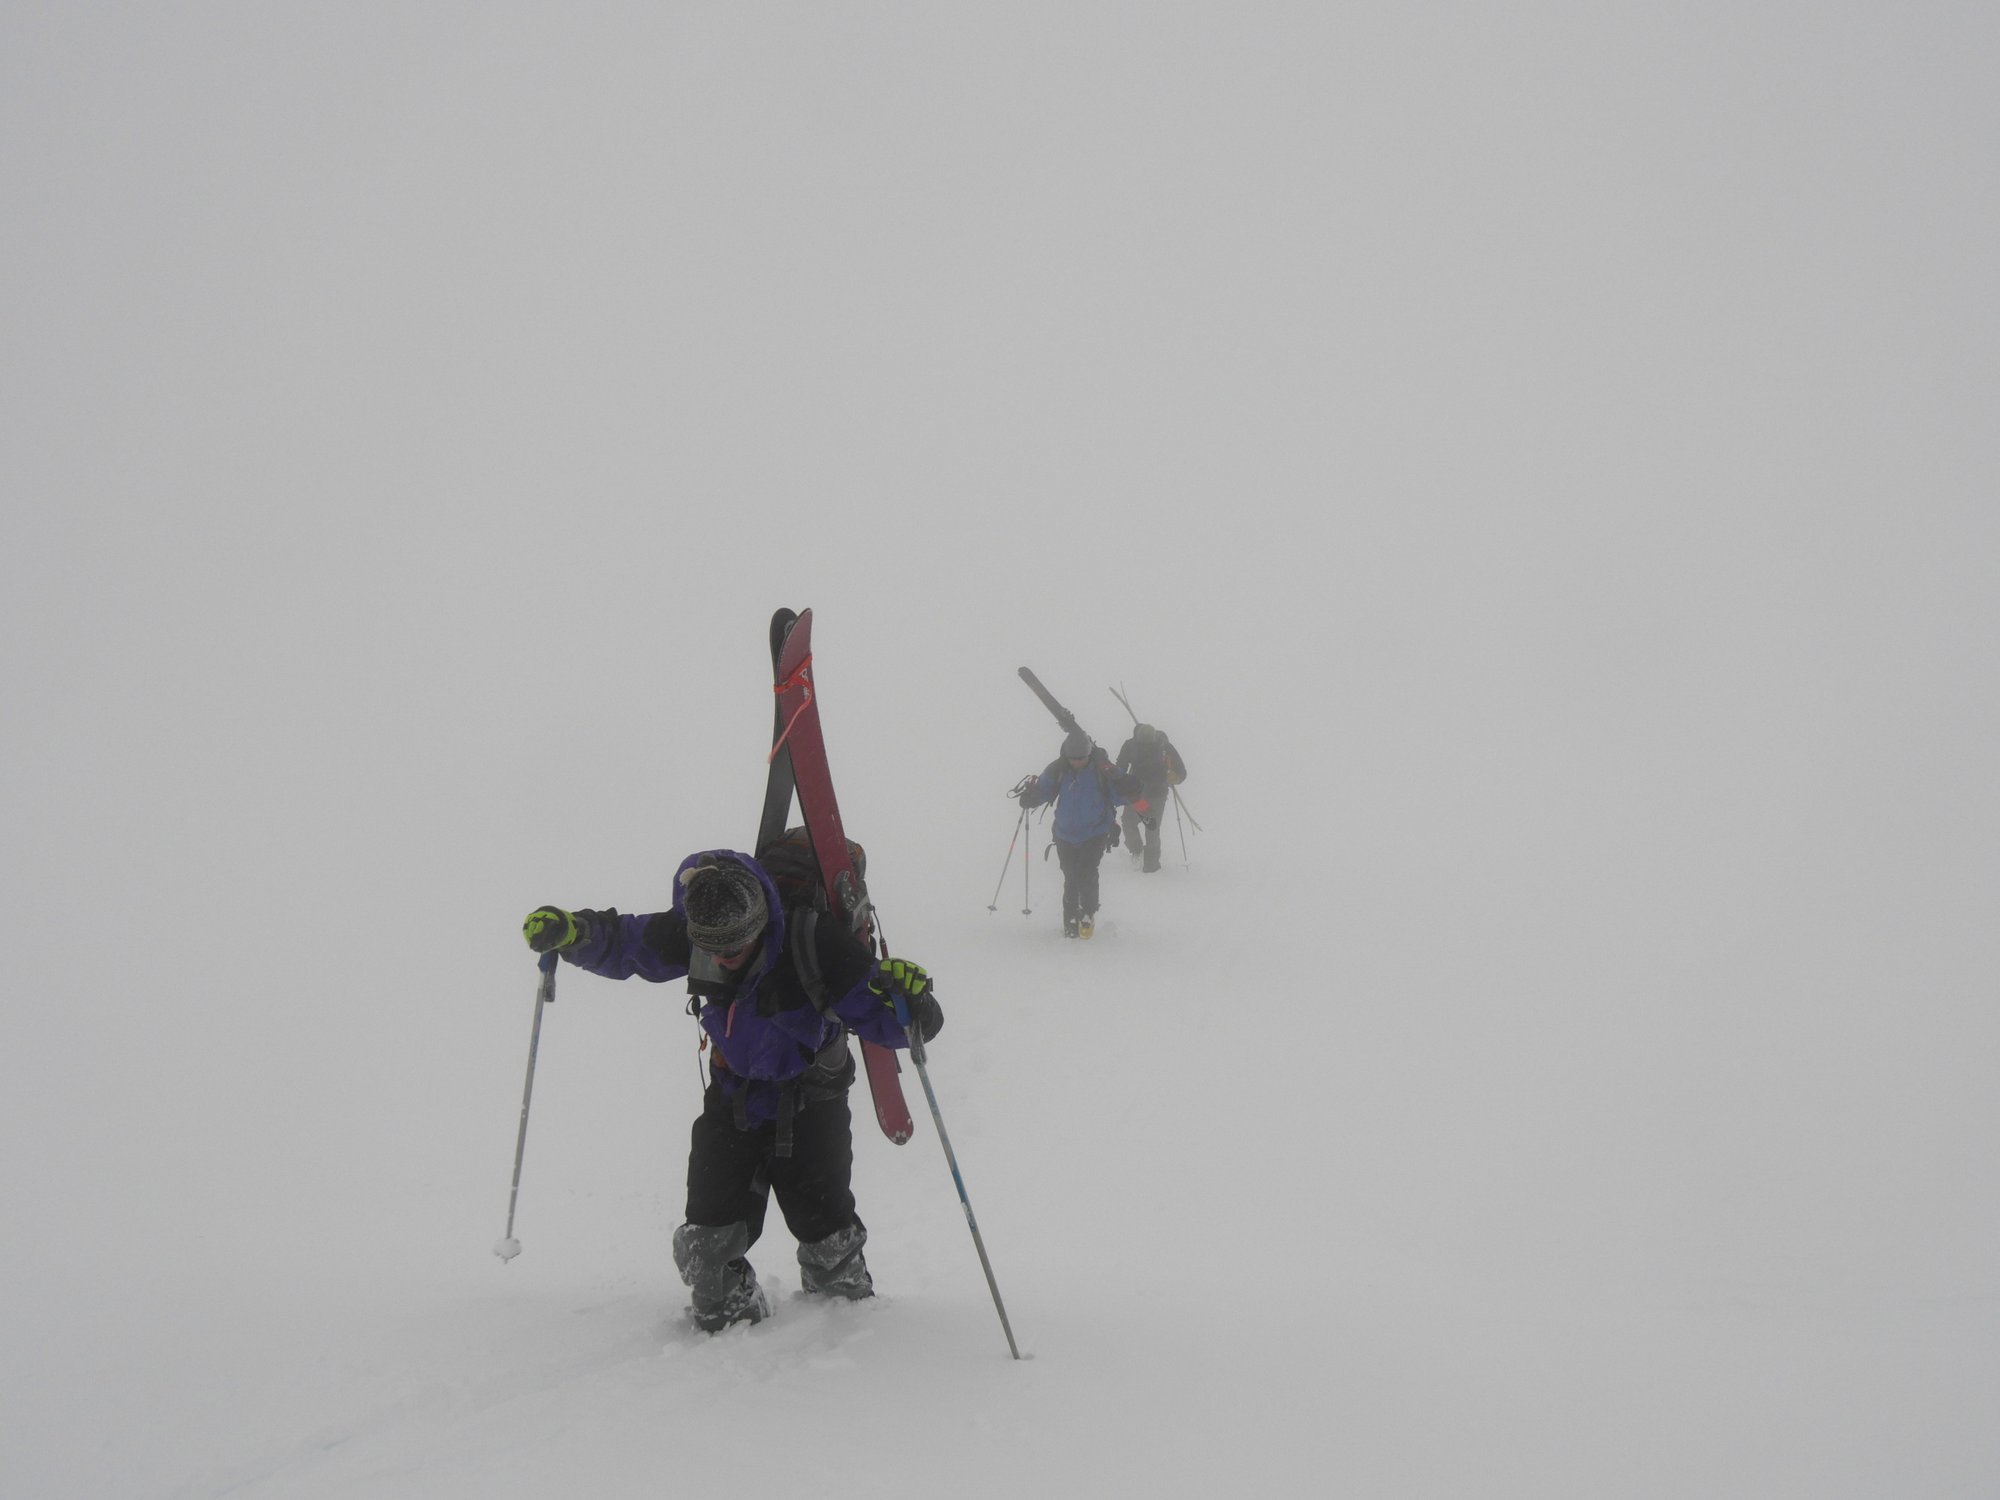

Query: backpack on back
[[756, 825, 867, 913], [756, 826, 877, 1014]]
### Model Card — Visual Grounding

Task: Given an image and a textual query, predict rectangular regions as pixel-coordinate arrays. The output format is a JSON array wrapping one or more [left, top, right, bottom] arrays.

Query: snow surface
[[4, 6, 1997, 1498]]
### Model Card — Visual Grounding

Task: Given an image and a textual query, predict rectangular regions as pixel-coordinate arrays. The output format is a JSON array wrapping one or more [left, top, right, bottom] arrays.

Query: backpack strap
[[789, 905, 831, 1013]]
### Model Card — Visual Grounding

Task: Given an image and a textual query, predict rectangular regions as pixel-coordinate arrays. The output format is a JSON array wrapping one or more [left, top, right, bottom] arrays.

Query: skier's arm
[[537, 907, 691, 983], [1021, 760, 1063, 807]]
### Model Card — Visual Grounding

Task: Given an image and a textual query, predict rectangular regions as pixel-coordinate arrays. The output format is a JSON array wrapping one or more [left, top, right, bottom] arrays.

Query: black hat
[[680, 860, 768, 953], [1061, 728, 1091, 759]]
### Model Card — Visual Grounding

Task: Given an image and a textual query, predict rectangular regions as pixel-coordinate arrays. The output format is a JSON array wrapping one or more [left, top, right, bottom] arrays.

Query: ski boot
[[797, 1221, 874, 1301], [674, 1221, 771, 1333], [1079, 915, 1095, 939], [692, 1277, 771, 1333]]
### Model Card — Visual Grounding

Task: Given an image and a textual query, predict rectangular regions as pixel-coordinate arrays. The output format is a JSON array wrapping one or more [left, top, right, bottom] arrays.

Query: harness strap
[[776, 1085, 797, 1157], [717, 1030, 852, 1158]]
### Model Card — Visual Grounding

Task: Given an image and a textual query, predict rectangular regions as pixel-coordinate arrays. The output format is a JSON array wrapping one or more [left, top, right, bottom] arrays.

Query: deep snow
[[4, 6, 1997, 1498]]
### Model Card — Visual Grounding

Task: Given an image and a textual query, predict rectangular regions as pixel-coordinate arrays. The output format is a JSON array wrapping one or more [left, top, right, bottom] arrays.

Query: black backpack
[[756, 825, 866, 910], [755, 826, 874, 1013]]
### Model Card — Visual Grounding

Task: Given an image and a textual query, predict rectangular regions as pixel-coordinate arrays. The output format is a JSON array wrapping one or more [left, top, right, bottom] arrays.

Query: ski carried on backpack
[[760, 609, 801, 856], [1017, 666, 1090, 742], [764, 608, 915, 1145]]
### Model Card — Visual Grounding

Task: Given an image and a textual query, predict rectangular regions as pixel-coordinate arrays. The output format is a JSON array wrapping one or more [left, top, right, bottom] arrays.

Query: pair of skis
[[761, 607, 913, 1145]]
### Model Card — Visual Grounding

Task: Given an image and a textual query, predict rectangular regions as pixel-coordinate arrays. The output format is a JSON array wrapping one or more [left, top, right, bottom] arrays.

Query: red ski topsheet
[[772, 610, 915, 1145]]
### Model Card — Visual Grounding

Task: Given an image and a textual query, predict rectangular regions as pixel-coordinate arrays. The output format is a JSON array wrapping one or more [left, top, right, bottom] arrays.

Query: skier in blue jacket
[[523, 849, 942, 1332], [1016, 728, 1137, 938]]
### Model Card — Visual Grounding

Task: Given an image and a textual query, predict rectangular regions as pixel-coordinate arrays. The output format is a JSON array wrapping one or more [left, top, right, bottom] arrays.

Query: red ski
[[767, 609, 915, 1145]]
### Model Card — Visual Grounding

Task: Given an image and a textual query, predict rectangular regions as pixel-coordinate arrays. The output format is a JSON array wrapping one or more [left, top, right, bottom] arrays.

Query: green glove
[[873, 957, 932, 1004], [523, 906, 587, 954], [873, 958, 944, 1041]]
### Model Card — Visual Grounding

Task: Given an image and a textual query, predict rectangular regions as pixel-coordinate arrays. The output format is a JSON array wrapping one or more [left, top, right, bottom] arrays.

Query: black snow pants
[[1055, 834, 1111, 922], [683, 1081, 858, 1249]]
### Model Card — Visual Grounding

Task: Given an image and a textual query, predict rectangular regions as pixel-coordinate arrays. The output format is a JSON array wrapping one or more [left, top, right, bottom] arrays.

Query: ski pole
[[1172, 788, 1189, 869], [1170, 785, 1203, 832], [988, 806, 1028, 912], [1022, 812, 1033, 915], [495, 951, 556, 1262], [894, 996, 1022, 1360]]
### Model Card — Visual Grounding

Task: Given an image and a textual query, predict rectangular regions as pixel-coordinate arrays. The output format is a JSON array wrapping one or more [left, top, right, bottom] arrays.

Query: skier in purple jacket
[[523, 849, 942, 1332]]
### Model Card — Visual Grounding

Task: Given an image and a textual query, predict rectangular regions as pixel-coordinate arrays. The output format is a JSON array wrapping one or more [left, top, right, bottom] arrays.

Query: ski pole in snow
[[1022, 812, 1033, 915], [988, 804, 1028, 913], [495, 951, 556, 1262], [1169, 784, 1203, 833], [893, 994, 1023, 1360]]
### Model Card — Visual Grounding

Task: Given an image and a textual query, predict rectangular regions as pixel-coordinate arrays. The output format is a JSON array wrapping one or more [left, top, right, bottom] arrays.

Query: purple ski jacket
[[557, 850, 909, 1128]]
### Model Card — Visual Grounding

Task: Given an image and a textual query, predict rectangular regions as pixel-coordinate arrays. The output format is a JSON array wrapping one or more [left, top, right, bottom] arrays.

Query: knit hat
[[1061, 728, 1091, 759], [680, 860, 768, 953]]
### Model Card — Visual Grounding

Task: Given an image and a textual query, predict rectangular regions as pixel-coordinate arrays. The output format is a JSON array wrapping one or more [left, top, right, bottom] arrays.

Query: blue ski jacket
[[1025, 748, 1134, 845], [558, 850, 910, 1128]]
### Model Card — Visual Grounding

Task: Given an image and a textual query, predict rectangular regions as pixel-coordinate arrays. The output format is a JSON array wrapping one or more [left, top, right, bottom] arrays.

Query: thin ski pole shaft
[[987, 808, 1026, 911], [499, 953, 556, 1256], [1022, 812, 1032, 915], [901, 1014, 1022, 1360], [1170, 784, 1202, 832]]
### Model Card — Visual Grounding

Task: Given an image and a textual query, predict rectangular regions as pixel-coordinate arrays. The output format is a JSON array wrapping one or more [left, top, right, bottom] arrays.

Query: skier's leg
[[1079, 834, 1108, 918], [1055, 839, 1083, 933], [671, 1220, 770, 1330], [677, 1086, 774, 1329], [684, 1083, 774, 1243], [796, 1219, 872, 1298], [770, 1094, 874, 1299]]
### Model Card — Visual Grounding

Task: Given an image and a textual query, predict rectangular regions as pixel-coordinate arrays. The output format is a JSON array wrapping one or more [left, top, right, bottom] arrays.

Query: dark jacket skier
[[1016, 728, 1136, 938], [1114, 724, 1186, 873], [522, 848, 943, 1333]]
